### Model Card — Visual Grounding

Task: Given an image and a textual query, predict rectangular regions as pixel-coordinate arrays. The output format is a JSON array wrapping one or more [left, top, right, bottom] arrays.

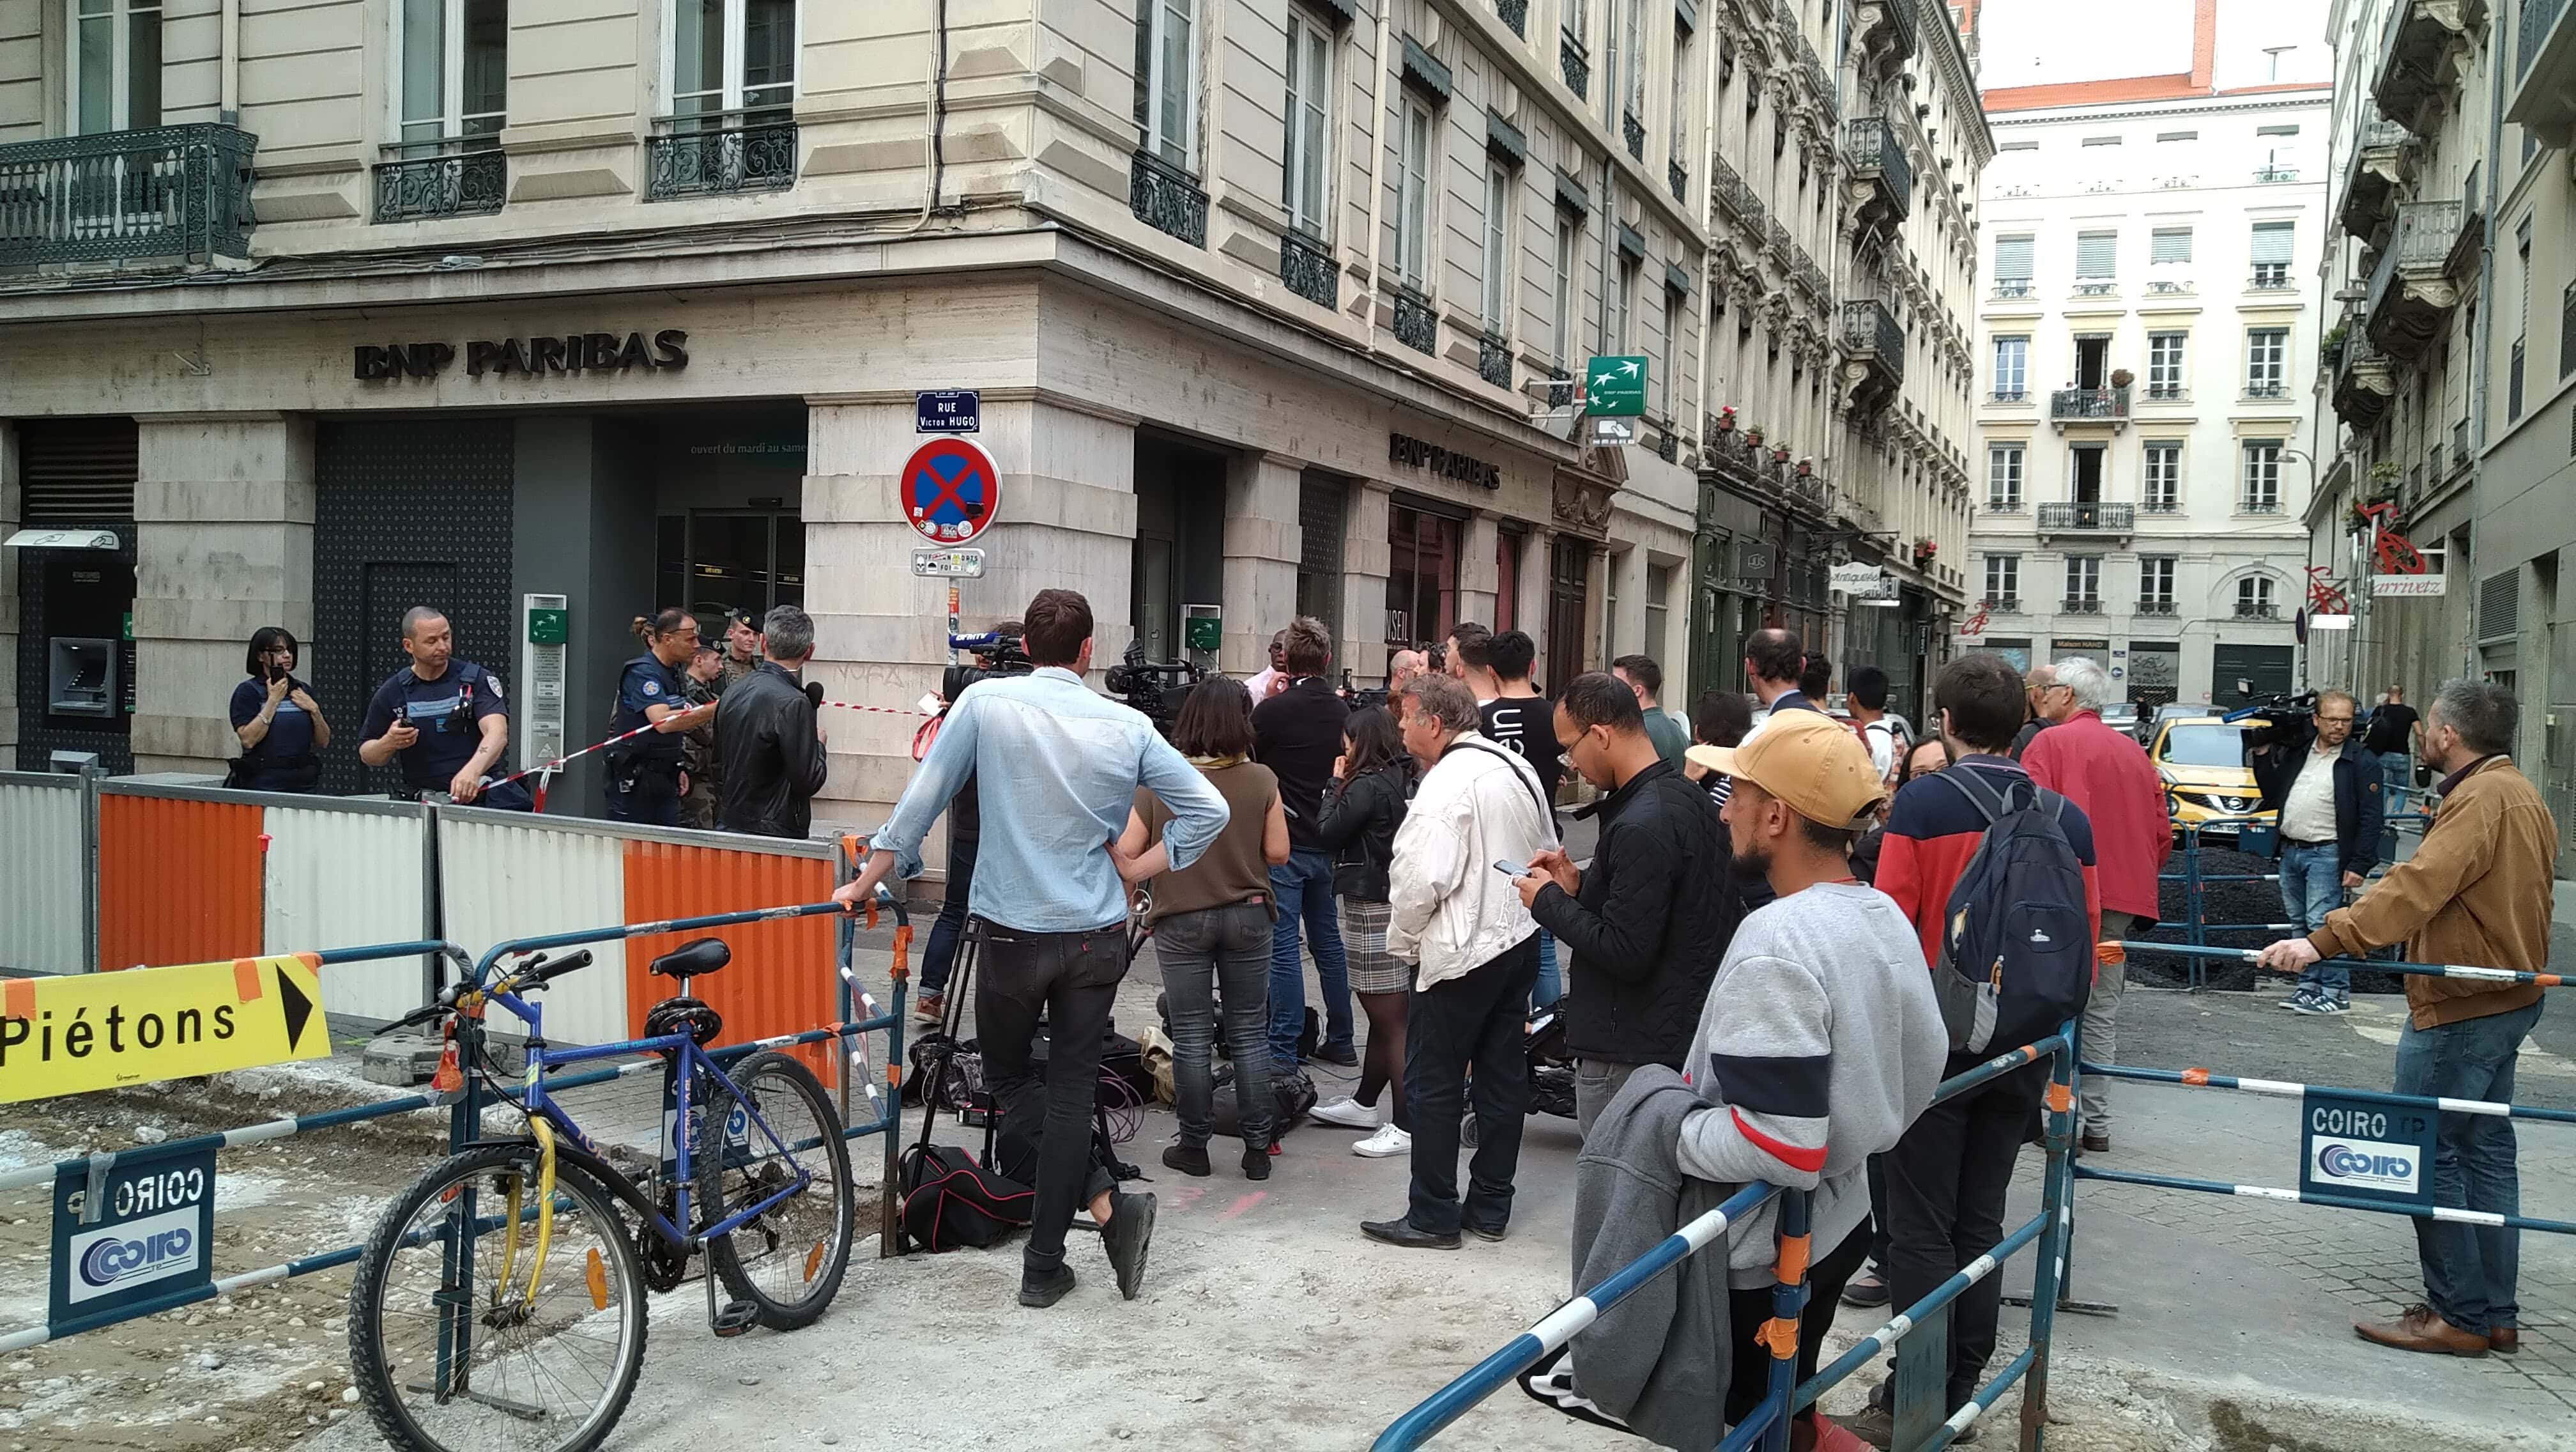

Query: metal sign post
[[912, 549, 987, 668]]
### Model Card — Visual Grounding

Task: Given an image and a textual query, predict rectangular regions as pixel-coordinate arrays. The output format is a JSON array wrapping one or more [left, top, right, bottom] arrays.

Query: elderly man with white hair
[[2020, 656, 2169, 1152]]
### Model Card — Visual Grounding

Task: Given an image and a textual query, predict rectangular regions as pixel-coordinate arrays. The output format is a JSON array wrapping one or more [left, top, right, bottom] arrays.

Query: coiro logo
[[2313, 1138, 2421, 1194], [65, 1205, 204, 1305], [80, 1226, 193, 1288]]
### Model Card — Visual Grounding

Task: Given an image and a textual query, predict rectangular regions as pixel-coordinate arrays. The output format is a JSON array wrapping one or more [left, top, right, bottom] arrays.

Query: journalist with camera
[[1105, 638, 1204, 736], [915, 622, 1027, 1023], [2245, 688, 2385, 1016]]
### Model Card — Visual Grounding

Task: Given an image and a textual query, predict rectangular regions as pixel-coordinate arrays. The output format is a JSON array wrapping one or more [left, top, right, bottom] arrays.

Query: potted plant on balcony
[[2322, 321, 2347, 370], [1715, 405, 1738, 432], [1771, 442, 1793, 463], [1744, 421, 1765, 446], [1912, 537, 1938, 567], [1795, 457, 1814, 478], [2108, 367, 2135, 391]]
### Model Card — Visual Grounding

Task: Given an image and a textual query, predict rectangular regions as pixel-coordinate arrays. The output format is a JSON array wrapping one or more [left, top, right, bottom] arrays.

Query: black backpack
[[1928, 768, 2093, 1054]]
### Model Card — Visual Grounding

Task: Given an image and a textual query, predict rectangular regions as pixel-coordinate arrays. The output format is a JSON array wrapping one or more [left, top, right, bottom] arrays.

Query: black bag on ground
[[897, 1142, 1032, 1251], [903, 1031, 991, 1113], [1208, 1065, 1319, 1139]]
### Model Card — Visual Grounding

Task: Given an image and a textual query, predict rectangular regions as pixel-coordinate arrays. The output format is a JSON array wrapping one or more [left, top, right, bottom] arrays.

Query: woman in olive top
[[1307, 706, 1418, 1158], [1115, 677, 1290, 1180]]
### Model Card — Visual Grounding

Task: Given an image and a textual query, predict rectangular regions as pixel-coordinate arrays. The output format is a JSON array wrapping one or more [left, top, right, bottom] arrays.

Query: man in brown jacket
[[2259, 679, 2558, 1359]]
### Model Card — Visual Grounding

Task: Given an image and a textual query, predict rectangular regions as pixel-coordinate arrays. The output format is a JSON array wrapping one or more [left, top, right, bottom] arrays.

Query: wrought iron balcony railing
[[0, 122, 256, 265], [1991, 278, 2035, 298], [373, 150, 505, 223], [2060, 596, 2106, 615], [2050, 387, 2130, 422], [1478, 330, 1514, 388], [2254, 164, 2300, 183], [1128, 149, 1208, 246], [1497, 0, 1529, 37], [645, 118, 797, 201], [2234, 600, 2281, 619], [1710, 155, 1750, 220], [1392, 284, 1438, 355], [2036, 501, 2137, 531], [1561, 35, 1591, 97], [2135, 598, 2179, 615], [1842, 116, 1913, 222], [1668, 158, 1688, 206], [2238, 496, 2284, 514], [1280, 228, 1336, 307], [1623, 112, 1646, 160]]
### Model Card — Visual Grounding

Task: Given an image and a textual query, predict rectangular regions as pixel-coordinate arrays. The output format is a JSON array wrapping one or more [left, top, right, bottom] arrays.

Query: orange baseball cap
[[1686, 713, 1887, 826]]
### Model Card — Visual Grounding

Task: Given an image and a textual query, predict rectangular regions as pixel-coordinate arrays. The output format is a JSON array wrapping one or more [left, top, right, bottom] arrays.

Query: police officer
[[605, 609, 716, 826], [357, 606, 534, 810]]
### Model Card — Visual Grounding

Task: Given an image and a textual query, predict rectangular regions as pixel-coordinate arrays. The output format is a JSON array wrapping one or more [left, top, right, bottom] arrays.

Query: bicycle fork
[[490, 1118, 562, 1325]]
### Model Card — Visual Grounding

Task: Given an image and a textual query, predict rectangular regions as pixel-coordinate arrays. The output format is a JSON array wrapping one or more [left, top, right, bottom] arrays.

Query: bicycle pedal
[[710, 1300, 758, 1338]]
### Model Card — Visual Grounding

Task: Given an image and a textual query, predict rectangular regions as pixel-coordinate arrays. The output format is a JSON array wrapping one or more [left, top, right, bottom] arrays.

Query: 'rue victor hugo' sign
[[354, 329, 691, 382]]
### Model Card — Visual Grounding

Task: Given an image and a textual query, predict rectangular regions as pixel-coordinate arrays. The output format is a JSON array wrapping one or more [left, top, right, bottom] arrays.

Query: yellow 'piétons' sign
[[1, 954, 330, 1105]]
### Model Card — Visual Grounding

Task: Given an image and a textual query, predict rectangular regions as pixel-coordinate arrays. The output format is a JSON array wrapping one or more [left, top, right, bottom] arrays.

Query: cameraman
[[1254, 616, 1355, 1069], [916, 621, 1022, 1024], [2250, 689, 2384, 1015]]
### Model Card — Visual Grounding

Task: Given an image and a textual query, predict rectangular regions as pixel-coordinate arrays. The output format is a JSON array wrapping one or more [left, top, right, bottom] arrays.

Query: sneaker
[[1310, 1096, 1383, 1130], [1100, 1191, 1156, 1301], [2320, 993, 2352, 1014], [2278, 987, 2315, 1011], [1353, 1124, 1413, 1158], [2288, 990, 2334, 1016], [1016, 1264, 1075, 1308], [913, 991, 945, 1023]]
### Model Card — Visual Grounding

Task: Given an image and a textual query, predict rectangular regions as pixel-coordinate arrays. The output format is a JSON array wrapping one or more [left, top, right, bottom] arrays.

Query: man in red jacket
[[2020, 656, 2168, 1154]]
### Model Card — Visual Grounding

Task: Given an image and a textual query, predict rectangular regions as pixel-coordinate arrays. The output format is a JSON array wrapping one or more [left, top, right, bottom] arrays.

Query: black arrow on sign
[[277, 968, 316, 1049]]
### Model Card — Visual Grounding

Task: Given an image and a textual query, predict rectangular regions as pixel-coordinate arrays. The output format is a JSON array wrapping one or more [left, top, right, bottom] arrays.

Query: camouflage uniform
[[680, 675, 723, 829]]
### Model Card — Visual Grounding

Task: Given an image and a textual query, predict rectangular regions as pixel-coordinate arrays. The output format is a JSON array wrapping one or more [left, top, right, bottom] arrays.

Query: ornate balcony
[[1497, 0, 1529, 37], [1710, 155, 1751, 221], [2036, 502, 2138, 537], [2339, 120, 2418, 242], [1984, 597, 2023, 615], [373, 150, 505, 224], [1561, 35, 1591, 98], [645, 119, 797, 201], [2234, 600, 2282, 620], [1841, 116, 1912, 235], [2374, 0, 2488, 135], [1767, 216, 1795, 263], [2050, 387, 2131, 431], [1802, 43, 1837, 123], [2507, 0, 2576, 146], [0, 122, 256, 266], [1795, 256, 1830, 302], [1856, 0, 1920, 68], [2136, 598, 2179, 615], [1392, 284, 1438, 355], [1478, 330, 1514, 388], [1623, 112, 1646, 161], [2060, 597, 2106, 615], [1279, 229, 1336, 308], [1128, 149, 1208, 246], [2253, 164, 2301, 183], [1839, 298, 1904, 415], [1668, 158, 1689, 206], [1547, 366, 1575, 409], [2363, 198, 2474, 360], [1991, 279, 2035, 299]]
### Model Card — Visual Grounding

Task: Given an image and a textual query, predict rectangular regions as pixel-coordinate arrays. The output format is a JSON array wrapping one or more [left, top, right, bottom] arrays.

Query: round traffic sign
[[900, 437, 1001, 545]]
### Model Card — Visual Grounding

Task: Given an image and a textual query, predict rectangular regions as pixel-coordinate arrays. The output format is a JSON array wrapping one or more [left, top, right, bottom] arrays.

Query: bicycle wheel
[[696, 1049, 855, 1331], [349, 1144, 649, 1452]]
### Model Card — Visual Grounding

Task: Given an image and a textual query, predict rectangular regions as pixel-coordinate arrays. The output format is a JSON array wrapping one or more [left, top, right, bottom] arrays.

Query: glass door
[[679, 509, 802, 626]]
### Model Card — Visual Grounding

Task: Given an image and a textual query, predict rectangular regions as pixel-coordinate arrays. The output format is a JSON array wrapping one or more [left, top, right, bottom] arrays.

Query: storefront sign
[[2371, 574, 2445, 597], [1388, 433, 1502, 490], [353, 329, 690, 382], [1830, 564, 1889, 594]]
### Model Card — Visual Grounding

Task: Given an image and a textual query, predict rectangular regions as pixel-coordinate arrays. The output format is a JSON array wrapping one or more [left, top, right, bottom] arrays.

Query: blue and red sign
[[901, 436, 1000, 545]]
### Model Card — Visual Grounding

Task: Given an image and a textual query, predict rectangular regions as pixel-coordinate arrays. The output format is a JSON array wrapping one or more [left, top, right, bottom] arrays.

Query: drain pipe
[[220, 0, 240, 125], [1361, 0, 1395, 355], [2462, 0, 2506, 684]]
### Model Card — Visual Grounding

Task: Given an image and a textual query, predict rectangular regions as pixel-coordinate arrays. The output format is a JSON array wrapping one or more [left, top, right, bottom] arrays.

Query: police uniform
[[359, 660, 533, 810], [606, 653, 689, 826]]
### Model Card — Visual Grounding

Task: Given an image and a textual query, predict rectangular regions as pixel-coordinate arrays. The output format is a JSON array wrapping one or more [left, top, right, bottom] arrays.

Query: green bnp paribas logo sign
[[1585, 355, 1646, 417]]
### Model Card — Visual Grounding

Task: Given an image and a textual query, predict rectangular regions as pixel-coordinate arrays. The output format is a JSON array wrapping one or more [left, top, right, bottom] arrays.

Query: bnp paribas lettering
[[354, 329, 691, 382], [0, 1002, 237, 1065]]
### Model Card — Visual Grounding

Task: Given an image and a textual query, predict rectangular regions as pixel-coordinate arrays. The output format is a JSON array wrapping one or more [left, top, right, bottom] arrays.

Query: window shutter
[[2074, 231, 2116, 277], [1994, 234, 2034, 279], [2150, 228, 2192, 263], [17, 418, 138, 525], [2250, 222, 2294, 265]]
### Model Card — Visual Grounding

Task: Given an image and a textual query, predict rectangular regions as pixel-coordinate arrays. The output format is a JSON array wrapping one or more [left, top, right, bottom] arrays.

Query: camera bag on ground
[[903, 1030, 991, 1116], [898, 1142, 1032, 1252], [1208, 1063, 1319, 1139], [1927, 768, 2093, 1053]]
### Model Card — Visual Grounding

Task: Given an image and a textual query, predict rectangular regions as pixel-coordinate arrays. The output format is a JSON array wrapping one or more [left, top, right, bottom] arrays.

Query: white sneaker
[[1310, 1096, 1383, 1131], [1353, 1124, 1413, 1158]]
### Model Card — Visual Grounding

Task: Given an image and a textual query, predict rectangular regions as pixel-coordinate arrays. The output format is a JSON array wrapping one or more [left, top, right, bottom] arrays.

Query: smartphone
[[1492, 860, 1528, 877]]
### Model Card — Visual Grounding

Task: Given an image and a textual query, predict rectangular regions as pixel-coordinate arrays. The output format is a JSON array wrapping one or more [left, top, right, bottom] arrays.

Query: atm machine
[[6, 527, 135, 773]]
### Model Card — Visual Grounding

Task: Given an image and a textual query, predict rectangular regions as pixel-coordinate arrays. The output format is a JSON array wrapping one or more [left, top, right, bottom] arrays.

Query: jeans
[[1157, 902, 1275, 1150], [2395, 1001, 2542, 1335], [974, 918, 1126, 1277], [2379, 748, 2413, 800], [1532, 931, 1562, 1010], [2082, 910, 2140, 1136], [918, 828, 979, 995], [1268, 847, 1352, 1065], [2278, 840, 2347, 995], [1404, 934, 1540, 1237], [1573, 1058, 1645, 1139], [1884, 1062, 2047, 1412]]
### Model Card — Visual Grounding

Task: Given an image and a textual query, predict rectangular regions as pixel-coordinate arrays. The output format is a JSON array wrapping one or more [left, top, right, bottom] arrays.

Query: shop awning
[[4, 528, 120, 550]]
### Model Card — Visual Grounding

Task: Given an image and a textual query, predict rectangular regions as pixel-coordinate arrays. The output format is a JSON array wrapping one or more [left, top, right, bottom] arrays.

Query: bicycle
[[346, 894, 899, 1452]]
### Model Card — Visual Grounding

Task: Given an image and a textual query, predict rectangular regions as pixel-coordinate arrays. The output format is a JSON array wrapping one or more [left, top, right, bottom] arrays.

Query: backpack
[[1928, 768, 2094, 1054]]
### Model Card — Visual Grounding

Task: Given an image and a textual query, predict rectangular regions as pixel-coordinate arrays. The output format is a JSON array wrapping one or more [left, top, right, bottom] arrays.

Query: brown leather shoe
[[2080, 1132, 2110, 1154], [2490, 1327, 2520, 1354], [2354, 1304, 2488, 1357]]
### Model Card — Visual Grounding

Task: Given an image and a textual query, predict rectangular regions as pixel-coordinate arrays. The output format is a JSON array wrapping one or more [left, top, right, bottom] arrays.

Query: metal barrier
[[0, 769, 92, 975], [1376, 1028, 2080, 1452], [2152, 810, 2428, 988]]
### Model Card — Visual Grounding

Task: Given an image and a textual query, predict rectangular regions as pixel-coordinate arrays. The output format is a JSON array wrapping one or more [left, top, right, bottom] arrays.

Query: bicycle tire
[[696, 1049, 855, 1331], [349, 1144, 649, 1452]]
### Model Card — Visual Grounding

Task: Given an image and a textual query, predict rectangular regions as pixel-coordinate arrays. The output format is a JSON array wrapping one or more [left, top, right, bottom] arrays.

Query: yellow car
[[2150, 716, 2277, 843]]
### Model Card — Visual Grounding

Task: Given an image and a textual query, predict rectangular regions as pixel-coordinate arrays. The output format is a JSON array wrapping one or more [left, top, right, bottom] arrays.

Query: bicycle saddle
[[648, 937, 731, 978]]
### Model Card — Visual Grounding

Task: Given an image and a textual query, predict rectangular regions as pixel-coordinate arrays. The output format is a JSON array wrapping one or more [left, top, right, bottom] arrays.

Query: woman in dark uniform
[[606, 609, 714, 826], [229, 626, 331, 792]]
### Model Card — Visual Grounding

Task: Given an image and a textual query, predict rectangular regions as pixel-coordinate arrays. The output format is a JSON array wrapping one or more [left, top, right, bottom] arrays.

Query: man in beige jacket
[[1364, 672, 1558, 1250], [2259, 678, 2559, 1359]]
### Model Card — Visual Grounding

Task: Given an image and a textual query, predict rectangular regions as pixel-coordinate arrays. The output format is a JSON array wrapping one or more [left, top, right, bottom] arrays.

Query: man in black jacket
[[1514, 672, 1743, 1136], [716, 605, 829, 838], [1252, 616, 1354, 1068], [2249, 688, 2386, 1014]]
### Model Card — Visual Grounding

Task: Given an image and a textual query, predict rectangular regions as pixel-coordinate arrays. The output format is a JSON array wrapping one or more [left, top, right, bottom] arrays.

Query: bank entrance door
[[664, 510, 804, 627]]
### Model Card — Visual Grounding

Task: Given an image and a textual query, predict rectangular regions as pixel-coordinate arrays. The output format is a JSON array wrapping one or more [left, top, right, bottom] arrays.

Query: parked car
[[2150, 716, 2276, 844], [2099, 701, 2141, 739]]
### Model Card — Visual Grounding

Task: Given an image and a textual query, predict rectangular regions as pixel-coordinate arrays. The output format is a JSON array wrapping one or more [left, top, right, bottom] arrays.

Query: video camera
[[2223, 686, 2318, 755], [1104, 639, 1203, 737], [942, 630, 1034, 702], [1339, 669, 1390, 712]]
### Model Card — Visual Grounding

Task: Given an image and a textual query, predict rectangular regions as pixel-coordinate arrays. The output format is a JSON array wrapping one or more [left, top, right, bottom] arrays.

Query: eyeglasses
[[2317, 714, 2354, 724]]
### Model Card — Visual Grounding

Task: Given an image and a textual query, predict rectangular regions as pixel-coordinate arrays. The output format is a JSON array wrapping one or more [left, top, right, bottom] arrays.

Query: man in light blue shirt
[[839, 589, 1227, 1309]]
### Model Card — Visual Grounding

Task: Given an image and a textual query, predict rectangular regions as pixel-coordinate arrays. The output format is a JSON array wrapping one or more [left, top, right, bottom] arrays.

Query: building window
[[1615, 258, 1637, 351], [1984, 553, 2020, 606], [1495, 527, 1523, 633], [1991, 335, 2028, 400], [2074, 230, 2117, 284], [2140, 555, 2176, 607], [1386, 504, 1461, 646], [1482, 158, 1513, 332], [2147, 332, 2185, 399], [2511, 220, 2532, 421], [72, 0, 163, 134], [1993, 233, 2034, 295], [2236, 575, 2276, 617], [1552, 209, 1581, 367], [1283, 7, 1333, 236], [1668, 20, 1690, 168], [2149, 226, 2192, 265], [1395, 97, 1434, 286], [2249, 220, 2293, 288], [2244, 328, 2287, 396], [1623, 0, 1647, 126], [397, 0, 507, 151], [1659, 284, 1678, 416], [1644, 562, 1673, 669], [2080, 134, 2122, 148], [674, 0, 795, 127], [2143, 440, 2181, 510], [1133, 0, 1197, 167], [2064, 555, 2101, 606], [2157, 129, 2197, 142], [1987, 443, 2024, 509], [2241, 440, 2283, 512]]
